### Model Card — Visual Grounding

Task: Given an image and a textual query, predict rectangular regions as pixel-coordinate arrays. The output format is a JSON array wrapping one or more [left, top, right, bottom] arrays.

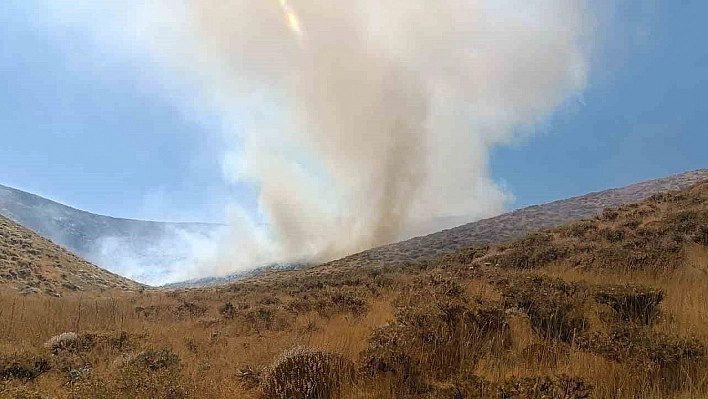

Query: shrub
[[237, 365, 264, 389], [175, 301, 207, 318], [112, 349, 185, 399], [66, 365, 92, 384], [497, 275, 588, 343], [649, 192, 685, 204], [329, 290, 368, 316], [601, 208, 620, 221], [498, 375, 593, 399], [594, 284, 664, 325], [425, 375, 495, 398], [559, 221, 598, 238], [132, 349, 180, 371], [425, 375, 592, 399], [0, 352, 50, 381], [599, 228, 625, 243], [360, 295, 509, 395], [360, 323, 425, 393], [437, 246, 490, 266], [260, 346, 353, 399], [44, 331, 132, 354], [491, 232, 565, 270], [219, 302, 236, 319], [0, 386, 45, 399], [43, 332, 82, 354], [693, 225, 708, 246], [579, 324, 707, 391]]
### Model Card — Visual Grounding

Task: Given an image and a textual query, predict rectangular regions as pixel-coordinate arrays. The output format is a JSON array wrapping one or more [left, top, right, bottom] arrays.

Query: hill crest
[[0, 214, 142, 296]]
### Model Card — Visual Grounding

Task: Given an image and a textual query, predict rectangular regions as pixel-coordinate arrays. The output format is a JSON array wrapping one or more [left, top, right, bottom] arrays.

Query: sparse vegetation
[[1, 181, 708, 398]]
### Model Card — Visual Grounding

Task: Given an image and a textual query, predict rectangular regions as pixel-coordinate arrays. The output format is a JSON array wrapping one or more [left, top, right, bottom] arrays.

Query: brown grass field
[[2, 182, 708, 398]]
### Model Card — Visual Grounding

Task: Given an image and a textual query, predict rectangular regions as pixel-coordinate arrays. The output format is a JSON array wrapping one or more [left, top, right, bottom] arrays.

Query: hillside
[[1, 177, 707, 398], [3, 170, 706, 288], [0, 214, 142, 296], [332, 169, 708, 268], [0, 184, 223, 284], [216, 168, 708, 282], [169, 169, 708, 287]]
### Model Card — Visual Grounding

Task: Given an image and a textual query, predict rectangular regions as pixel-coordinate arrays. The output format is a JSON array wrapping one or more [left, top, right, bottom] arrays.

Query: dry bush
[[693, 225, 708, 246], [0, 386, 45, 399], [72, 348, 186, 399], [435, 246, 489, 266], [425, 374, 592, 399], [43, 332, 83, 354], [260, 346, 353, 399], [579, 324, 707, 391], [424, 375, 495, 398], [600, 208, 620, 221], [175, 301, 208, 319], [558, 220, 598, 239], [0, 351, 50, 382], [481, 184, 708, 274], [497, 275, 588, 343], [219, 302, 236, 319], [287, 288, 369, 318], [44, 330, 134, 355], [359, 323, 424, 393], [490, 232, 565, 270], [497, 375, 592, 399], [360, 290, 509, 395], [648, 191, 686, 204], [593, 284, 664, 325]]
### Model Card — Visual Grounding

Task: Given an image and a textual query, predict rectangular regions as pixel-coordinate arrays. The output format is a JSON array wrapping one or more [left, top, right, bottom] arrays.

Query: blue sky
[[1, 0, 706, 223]]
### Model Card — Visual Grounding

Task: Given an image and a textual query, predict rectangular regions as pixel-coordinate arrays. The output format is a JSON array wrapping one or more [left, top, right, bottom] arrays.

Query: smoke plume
[[40, 0, 594, 277], [188, 0, 592, 274]]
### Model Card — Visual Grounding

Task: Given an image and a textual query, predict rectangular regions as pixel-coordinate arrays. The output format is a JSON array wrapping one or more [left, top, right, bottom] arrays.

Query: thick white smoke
[[39, 0, 594, 278], [191, 0, 592, 274]]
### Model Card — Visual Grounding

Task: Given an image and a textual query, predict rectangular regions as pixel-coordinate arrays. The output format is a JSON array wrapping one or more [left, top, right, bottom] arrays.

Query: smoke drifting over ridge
[[192, 0, 593, 275], [41, 0, 594, 278]]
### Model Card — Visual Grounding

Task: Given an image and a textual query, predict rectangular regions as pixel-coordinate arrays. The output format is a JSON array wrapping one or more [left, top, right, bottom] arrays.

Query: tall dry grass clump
[[260, 346, 354, 399]]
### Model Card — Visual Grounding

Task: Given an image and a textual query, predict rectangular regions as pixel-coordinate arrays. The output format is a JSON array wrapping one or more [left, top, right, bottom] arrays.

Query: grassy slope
[[0, 215, 142, 296], [1, 181, 708, 398]]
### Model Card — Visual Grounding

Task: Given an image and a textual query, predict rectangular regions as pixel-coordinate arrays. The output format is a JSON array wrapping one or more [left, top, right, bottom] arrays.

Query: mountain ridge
[[266, 168, 708, 277], [0, 184, 224, 284], [0, 214, 142, 295], [174, 169, 708, 286], [2, 169, 707, 287]]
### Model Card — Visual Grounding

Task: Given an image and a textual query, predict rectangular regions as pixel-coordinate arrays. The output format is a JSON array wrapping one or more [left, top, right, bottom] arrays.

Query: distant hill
[[3, 169, 707, 288], [0, 214, 142, 295], [252, 169, 708, 280], [0, 185, 224, 284]]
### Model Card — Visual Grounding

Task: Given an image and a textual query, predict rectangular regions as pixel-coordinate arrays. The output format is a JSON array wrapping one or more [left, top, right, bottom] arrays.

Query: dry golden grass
[[2, 182, 708, 398], [1, 261, 707, 398], [0, 215, 141, 296]]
